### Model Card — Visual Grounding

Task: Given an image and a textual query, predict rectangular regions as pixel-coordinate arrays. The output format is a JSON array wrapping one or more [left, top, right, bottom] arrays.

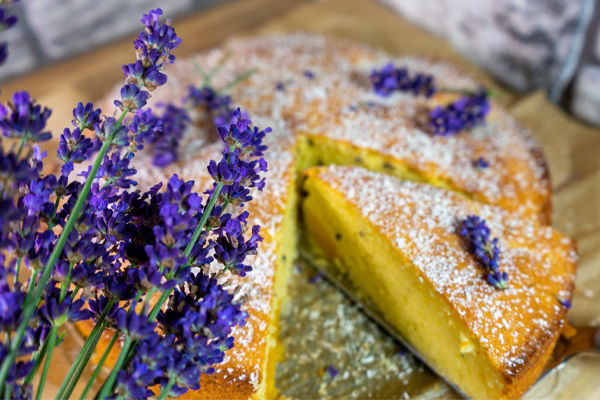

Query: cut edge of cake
[[299, 165, 576, 399]]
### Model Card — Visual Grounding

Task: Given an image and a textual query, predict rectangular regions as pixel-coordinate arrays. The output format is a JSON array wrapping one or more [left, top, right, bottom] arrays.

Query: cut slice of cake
[[300, 165, 576, 399]]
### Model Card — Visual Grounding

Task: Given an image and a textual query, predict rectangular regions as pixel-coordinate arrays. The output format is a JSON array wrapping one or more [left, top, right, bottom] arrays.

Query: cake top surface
[[308, 165, 576, 376], [132, 32, 549, 219]]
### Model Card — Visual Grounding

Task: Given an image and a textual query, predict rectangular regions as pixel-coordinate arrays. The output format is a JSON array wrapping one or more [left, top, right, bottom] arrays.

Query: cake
[[76, 34, 573, 399], [300, 165, 576, 399]]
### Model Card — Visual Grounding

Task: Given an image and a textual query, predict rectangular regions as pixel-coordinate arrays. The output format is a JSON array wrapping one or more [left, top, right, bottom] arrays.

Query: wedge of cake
[[300, 165, 576, 399]]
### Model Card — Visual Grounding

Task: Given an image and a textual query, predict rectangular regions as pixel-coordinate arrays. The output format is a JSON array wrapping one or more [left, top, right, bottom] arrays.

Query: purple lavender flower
[[57, 127, 97, 163], [0, 7, 18, 31], [115, 83, 150, 111], [0, 281, 26, 331], [430, 89, 490, 136], [188, 85, 232, 126], [459, 215, 507, 289], [0, 3, 19, 66], [116, 309, 156, 340], [371, 63, 435, 98], [473, 157, 490, 169], [129, 108, 161, 149], [135, 9, 181, 69], [95, 117, 129, 146], [214, 218, 262, 277], [98, 152, 137, 189], [150, 104, 190, 167], [0, 91, 52, 144], [38, 287, 91, 326], [72, 102, 102, 131], [303, 70, 315, 79], [326, 365, 338, 379]]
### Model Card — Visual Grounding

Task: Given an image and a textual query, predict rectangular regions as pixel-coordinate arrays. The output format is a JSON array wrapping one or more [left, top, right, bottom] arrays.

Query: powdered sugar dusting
[[316, 165, 576, 374]]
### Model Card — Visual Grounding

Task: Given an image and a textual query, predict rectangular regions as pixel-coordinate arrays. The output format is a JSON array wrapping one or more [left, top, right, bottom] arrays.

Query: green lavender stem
[[218, 69, 256, 94], [59, 322, 108, 400], [157, 377, 175, 400], [15, 137, 26, 159], [54, 297, 117, 399], [0, 108, 130, 389], [79, 331, 119, 400], [60, 262, 74, 301], [13, 257, 21, 286], [23, 334, 50, 385], [35, 326, 58, 400], [96, 337, 133, 400]]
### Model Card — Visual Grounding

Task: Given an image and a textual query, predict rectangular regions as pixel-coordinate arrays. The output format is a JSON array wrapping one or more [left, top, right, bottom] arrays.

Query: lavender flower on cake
[[371, 62, 435, 98], [459, 215, 508, 289], [430, 89, 490, 136]]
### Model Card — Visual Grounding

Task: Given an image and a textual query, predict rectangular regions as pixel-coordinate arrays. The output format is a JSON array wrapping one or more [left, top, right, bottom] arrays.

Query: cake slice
[[300, 165, 576, 399]]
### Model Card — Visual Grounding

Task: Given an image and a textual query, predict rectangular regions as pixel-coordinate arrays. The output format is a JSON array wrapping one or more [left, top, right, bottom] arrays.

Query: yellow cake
[[300, 165, 576, 399], [76, 34, 573, 399]]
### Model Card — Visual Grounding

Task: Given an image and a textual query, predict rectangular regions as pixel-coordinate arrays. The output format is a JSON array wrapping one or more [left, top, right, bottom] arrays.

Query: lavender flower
[[115, 84, 150, 111], [0, 1, 19, 65], [72, 102, 102, 130], [459, 215, 507, 289], [430, 89, 490, 136], [473, 157, 489, 169], [187, 85, 232, 126], [557, 296, 572, 309], [57, 127, 97, 163], [0, 6, 18, 31], [116, 309, 156, 340], [150, 104, 190, 167], [0, 92, 52, 144], [326, 365, 338, 379], [371, 63, 435, 98]]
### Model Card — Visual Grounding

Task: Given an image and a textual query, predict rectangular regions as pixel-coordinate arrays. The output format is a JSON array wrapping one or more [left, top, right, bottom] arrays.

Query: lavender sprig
[[1, 7, 270, 399], [0, 1, 19, 66], [371, 62, 435, 98], [0, 7, 181, 397], [430, 89, 490, 136], [459, 215, 508, 289]]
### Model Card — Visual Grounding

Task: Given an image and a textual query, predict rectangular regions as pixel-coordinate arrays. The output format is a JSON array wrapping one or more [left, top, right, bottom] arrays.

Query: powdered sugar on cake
[[316, 165, 576, 374]]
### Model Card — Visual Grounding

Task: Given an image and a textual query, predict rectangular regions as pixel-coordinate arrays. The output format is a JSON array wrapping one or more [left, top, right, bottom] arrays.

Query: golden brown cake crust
[[303, 165, 576, 398]]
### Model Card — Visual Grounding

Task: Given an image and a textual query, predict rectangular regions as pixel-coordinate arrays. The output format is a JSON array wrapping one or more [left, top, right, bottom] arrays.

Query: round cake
[[77, 33, 573, 399]]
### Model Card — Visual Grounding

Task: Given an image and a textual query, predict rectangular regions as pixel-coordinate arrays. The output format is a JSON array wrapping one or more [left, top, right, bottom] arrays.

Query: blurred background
[[2, 0, 600, 125]]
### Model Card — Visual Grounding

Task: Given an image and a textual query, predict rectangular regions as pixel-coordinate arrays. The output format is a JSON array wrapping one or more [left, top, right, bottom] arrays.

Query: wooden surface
[[2, 0, 598, 398]]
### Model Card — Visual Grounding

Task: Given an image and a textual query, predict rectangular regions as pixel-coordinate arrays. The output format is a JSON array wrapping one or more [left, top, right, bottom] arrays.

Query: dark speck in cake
[[383, 162, 394, 170]]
